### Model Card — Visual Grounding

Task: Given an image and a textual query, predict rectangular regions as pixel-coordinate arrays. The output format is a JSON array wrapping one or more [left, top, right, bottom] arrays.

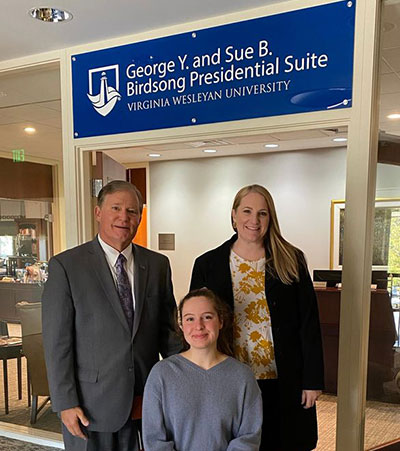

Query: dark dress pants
[[62, 416, 139, 451]]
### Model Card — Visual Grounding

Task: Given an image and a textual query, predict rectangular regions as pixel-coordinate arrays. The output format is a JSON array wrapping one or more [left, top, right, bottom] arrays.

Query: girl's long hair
[[177, 288, 233, 356]]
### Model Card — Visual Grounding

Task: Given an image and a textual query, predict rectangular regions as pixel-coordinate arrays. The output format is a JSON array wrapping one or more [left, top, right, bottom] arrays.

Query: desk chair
[[16, 302, 50, 424], [0, 320, 8, 336]]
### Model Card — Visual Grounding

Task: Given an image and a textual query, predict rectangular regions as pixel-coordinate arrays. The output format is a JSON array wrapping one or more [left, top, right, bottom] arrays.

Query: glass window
[[0, 236, 13, 257], [0, 63, 62, 434], [364, 1, 400, 447]]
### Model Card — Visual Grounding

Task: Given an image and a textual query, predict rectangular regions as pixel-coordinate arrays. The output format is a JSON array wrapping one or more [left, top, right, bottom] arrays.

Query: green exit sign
[[12, 149, 25, 162]]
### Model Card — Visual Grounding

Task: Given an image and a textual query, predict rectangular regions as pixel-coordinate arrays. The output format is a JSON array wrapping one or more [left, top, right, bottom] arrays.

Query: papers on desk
[[313, 281, 327, 288], [0, 337, 22, 346]]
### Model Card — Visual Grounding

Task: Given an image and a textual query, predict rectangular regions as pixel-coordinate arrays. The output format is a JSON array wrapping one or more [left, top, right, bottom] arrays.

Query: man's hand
[[301, 390, 322, 409], [61, 407, 89, 440]]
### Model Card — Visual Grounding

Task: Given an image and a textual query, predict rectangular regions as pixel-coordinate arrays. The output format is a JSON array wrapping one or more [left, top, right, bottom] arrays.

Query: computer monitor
[[313, 270, 342, 287], [312, 269, 388, 289], [371, 270, 388, 290]]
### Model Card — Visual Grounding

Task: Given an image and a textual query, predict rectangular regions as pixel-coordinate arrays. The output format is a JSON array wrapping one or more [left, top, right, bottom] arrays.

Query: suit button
[[128, 367, 133, 372]]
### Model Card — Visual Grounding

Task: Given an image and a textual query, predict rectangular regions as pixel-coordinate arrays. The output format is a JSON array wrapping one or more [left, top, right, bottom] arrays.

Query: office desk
[[316, 288, 397, 399]]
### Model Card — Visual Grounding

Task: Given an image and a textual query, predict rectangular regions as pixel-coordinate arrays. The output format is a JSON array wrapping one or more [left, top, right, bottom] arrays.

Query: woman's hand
[[301, 390, 322, 409]]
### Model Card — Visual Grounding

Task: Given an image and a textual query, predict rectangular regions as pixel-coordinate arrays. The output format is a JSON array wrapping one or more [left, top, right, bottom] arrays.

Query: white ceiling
[[0, 0, 284, 63], [0, 0, 399, 165], [0, 66, 62, 161]]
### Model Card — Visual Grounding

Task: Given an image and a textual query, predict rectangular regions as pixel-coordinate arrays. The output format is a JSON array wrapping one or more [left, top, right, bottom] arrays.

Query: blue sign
[[71, 1, 355, 138]]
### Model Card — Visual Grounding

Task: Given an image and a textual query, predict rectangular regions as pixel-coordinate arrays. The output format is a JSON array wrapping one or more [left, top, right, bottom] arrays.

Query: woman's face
[[232, 192, 269, 245], [180, 296, 222, 351]]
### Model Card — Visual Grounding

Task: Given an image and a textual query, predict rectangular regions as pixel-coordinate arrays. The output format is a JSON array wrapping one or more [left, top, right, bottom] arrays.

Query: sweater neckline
[[176, 354, 231, 373]]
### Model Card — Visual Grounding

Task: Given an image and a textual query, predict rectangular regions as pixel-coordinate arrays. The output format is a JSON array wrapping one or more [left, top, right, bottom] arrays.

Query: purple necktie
[[115, 254, 134, 331]]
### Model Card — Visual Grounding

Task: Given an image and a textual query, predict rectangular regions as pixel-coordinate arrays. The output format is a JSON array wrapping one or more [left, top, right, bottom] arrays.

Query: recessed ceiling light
[[264, 143, 279, 148], [24, 127, 36, 134], [332, 137, 347, 142], [28, 7, 73, 23], [148, 153, 161, 158], [203, 149, 217, 153], [387, 113, 400, 120]]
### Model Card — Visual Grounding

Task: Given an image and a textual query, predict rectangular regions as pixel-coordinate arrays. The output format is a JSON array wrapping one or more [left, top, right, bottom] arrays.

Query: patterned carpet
[[0, 350, 61, 433], [0, 436, 59, 450], [316, 394, 400, 450], [0, 323, 60, 434]]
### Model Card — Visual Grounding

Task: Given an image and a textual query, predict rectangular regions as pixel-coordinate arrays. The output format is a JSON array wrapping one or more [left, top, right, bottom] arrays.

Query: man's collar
[[97, 234, 133, 265]]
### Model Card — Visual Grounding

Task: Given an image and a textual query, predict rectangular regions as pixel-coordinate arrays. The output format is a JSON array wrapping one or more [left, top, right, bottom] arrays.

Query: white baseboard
[[0, 421, 64, 449]]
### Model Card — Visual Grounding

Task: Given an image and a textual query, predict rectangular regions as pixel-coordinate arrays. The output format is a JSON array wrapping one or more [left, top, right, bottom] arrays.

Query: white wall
[[149, 147, 348, 300], [376, 163, 400, 198], [102, 153, 126, 183], [149, 148, 400, 300]]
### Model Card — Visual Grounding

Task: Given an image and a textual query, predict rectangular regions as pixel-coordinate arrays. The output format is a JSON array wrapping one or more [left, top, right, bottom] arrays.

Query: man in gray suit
[[42, 180, 181, 450]]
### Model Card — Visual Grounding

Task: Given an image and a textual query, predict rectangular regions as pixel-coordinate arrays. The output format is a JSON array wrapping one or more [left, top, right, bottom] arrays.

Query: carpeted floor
[[0, 322, 61, 434], [0, 356, 61, 433], [0, 436, 59, 450], [316, 394, 400, 450]]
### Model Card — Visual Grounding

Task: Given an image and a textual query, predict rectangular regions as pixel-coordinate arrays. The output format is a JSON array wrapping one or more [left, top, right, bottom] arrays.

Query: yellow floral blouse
[[230, 250, 278, 379]]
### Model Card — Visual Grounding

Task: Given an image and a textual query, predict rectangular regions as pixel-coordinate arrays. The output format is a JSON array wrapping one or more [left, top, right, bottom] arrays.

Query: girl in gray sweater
[[142, 288, 262, 451]]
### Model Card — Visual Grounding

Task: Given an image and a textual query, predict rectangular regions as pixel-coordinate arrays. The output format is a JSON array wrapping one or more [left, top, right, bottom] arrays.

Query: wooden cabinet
[[316, 288, 397, 400]]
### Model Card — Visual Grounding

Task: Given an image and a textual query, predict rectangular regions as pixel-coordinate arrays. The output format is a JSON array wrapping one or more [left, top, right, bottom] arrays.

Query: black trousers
[[257, 379, 314, 451]]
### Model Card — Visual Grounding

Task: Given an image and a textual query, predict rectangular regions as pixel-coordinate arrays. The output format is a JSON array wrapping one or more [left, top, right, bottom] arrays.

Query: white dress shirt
[[98, 235, 136, 310]]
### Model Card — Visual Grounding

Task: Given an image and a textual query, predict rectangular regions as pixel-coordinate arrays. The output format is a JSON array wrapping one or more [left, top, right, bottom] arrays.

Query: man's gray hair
[[97, 180, 143, 213]]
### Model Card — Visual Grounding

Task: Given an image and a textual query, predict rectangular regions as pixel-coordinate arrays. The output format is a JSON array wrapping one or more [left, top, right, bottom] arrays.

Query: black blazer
[[190, 235, 324, 448]]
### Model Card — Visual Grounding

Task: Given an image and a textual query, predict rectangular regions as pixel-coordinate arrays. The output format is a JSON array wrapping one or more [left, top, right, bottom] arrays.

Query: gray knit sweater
[[142, 354, 262, 451]]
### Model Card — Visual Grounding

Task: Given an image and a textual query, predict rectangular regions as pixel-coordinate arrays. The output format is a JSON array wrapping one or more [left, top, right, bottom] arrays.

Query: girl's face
[[180, 296, 222, 351]]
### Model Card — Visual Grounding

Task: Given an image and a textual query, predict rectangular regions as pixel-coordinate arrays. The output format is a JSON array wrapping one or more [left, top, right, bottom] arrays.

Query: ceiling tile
[[380, 73, 400, 94]]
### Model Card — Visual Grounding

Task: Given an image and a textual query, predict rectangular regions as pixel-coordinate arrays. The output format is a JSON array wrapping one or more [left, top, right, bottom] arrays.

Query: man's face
[[95, 190, 141, 252]]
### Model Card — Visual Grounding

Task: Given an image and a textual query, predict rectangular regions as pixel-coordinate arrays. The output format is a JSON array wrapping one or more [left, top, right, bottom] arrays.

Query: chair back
[[16, 302, 49, 396], [0, 320, 8, 337]]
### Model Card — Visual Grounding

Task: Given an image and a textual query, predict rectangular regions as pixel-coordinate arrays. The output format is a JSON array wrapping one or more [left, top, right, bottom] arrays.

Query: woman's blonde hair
[[232, 184, 302, 284]]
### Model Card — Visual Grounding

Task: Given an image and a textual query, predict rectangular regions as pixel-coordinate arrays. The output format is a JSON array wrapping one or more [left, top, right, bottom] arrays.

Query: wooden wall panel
[[127, 168, 146, 204], [0, 157, 53, 200]]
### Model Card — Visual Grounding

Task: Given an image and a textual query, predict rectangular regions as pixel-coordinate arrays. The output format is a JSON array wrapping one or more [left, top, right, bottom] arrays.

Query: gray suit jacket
[[42, 237, 181, 432]]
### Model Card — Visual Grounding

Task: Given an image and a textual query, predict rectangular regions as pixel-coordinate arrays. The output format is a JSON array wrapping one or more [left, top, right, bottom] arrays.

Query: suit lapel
[[132, 244, 148, 339], [89, 238, 131, 334]]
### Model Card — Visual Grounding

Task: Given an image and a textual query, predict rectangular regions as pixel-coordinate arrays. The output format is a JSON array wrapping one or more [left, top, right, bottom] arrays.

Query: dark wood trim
[[127, 168, 147, 204], [367, 438, 400, 450], [0, 157, 53, 200]]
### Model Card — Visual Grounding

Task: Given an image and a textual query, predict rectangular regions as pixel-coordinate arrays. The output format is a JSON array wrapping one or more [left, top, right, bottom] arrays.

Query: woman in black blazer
[[190, 184, 324, 451]]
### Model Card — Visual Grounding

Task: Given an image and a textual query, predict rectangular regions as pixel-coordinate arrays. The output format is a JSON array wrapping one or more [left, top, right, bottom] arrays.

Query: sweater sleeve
[[142, 366, 176, 451], [226, 372, 263, 451]]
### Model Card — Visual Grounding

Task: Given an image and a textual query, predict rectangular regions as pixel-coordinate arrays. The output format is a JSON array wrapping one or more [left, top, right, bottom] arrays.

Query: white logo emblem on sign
[[87, 65, 121, 117]]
